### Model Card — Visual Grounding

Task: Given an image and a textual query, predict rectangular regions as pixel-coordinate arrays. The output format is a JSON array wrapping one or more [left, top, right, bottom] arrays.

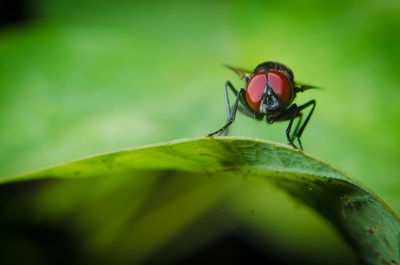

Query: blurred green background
[[0, 0, 399, 219]]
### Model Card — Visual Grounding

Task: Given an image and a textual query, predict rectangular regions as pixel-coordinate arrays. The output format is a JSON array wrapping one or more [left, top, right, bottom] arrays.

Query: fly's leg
[[208, 89, 245, 136], [224, 82, 234, 124], [290, 113, 303, 142], [285, 104, 299, 149], [220, 81, 235, 136], [292, 100, 316, 150], [208, 81, 245, 137]]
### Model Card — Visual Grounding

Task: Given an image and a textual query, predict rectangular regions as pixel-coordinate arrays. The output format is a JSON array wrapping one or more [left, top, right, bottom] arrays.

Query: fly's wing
[[295, 81, 320, 92], [224, 65, 252, 80]]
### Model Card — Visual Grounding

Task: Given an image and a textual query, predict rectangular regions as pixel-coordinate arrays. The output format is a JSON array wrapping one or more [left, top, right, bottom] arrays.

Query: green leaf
[[0, 137, 399, 265]]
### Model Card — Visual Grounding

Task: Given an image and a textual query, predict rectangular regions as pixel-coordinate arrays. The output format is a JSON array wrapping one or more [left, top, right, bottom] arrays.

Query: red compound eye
[[246, 72, 267, 111], [246, 70, 293, 111], [267, 70, 293, 108]]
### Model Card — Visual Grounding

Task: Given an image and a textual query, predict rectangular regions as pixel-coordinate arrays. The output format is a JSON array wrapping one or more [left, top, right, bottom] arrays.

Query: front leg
[[224, 81, 257, 120], [284, 104, 299, 149], [208, 85, 246, 137], [221, 81, 237, 136], [292, 100, 316, 150]]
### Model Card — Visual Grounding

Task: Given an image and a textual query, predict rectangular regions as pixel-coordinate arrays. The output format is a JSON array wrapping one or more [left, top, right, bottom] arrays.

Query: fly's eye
[[267, 70, 293, 107], [246, 71, 293, 111], [245, 72, 267, 111]]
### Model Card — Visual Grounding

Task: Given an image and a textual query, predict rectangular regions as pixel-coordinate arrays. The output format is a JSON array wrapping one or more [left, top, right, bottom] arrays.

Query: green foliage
[[1, 137, 398, 264], [0, 1, 399, 263]]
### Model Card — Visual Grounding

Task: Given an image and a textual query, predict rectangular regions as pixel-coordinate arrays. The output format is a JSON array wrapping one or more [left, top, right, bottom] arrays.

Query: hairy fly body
[[208, 61, 317, 150]]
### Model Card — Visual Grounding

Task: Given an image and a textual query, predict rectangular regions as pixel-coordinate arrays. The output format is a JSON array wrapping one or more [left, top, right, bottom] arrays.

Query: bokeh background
[[0, 0, 399, 261]]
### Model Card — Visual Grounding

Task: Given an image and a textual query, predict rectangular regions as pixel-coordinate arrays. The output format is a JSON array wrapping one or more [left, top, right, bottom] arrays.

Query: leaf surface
[[0, 137, 399, 265]]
